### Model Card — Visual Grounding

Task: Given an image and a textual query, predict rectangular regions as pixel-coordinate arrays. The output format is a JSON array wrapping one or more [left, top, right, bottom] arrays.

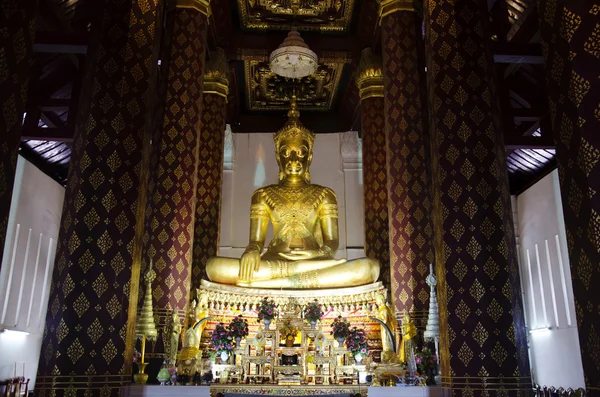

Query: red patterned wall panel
[[36, 1, 163, 395], [192, 93, 227, 287], [536, 1, 600, 390], [144, 8, 208, 353], [381, 10, 435, 319], [361, 96, 391, 290], [424, 0, 530, 392]]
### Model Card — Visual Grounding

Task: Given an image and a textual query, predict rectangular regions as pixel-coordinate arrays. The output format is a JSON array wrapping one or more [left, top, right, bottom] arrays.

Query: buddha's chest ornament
[[263, 185, 322, 225], [260, 185, 327, 243]]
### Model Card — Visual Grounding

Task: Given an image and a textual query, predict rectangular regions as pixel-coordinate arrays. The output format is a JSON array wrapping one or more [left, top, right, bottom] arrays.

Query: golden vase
[[133, 362, 149, 384]]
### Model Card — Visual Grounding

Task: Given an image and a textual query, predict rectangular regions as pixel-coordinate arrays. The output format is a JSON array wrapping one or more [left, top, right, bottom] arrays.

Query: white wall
[[0, 156, 64, 388], [515, 170, 584, 389], [219, 130, 365, 259]]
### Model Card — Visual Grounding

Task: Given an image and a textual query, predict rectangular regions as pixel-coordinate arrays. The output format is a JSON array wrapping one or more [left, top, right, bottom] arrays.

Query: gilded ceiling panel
[[244, 60, 344, 111], [237, 0, 354, 32]]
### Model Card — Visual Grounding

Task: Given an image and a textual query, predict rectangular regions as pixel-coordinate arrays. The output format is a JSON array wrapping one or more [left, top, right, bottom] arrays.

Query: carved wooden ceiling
[[236, 0, 355, 32], [22, 0, 557, 194], [244, 60, 344, 111]]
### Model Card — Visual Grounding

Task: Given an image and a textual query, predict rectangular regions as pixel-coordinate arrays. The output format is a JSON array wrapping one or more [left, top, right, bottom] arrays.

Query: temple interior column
[[35, 1, 163, 395], [423, 0, 530, 392], [143, 0, 210, 356], [191, 50, 229, 288], [536, 2, 600, 391], [0, 1, 36, 270], [379, 0, 434, 322], [355, 49, 391, 291]]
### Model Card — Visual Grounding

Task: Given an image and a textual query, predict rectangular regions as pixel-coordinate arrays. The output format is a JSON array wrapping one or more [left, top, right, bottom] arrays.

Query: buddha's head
[[273, 96, 315, 183]]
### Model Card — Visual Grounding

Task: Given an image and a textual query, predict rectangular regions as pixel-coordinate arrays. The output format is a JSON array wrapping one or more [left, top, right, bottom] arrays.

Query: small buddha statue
[[399, 312, 417, 364], [206, 97, 380, 289], [167, 311, 182, 364], [374, 292, 396, 356], [177, 290, 211, 373]]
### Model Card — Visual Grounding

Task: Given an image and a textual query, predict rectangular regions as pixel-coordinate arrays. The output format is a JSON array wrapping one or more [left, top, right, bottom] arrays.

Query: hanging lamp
[[269, 28, 318, 79]]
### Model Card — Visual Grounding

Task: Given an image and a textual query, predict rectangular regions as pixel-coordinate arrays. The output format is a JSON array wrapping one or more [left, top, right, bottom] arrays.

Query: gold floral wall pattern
[[244, 60, 343, 111]]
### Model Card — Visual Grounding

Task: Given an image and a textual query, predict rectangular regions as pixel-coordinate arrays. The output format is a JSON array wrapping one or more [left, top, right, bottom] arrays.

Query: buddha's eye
[[280, 147, 291, 158], [297, 146, 308, 158]]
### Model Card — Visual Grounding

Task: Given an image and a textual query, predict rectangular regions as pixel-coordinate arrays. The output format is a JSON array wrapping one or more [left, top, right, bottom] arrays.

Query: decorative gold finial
[[176, 0, 211, 17], [204, 48, 230, 100], [377, 0, 415, 20], [273, 95, 315, 151], [355, 48, 384, 100]]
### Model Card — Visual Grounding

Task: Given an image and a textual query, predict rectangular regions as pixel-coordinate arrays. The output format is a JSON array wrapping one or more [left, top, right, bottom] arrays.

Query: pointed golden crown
[[273, 96, 315, 150]]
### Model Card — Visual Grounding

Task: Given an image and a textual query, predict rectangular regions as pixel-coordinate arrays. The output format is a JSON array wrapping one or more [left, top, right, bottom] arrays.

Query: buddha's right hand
[[240, 249, 261, 282]]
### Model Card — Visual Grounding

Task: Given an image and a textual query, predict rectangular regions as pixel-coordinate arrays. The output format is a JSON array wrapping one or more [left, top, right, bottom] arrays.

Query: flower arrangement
[[210, 323, 233, 354], [345, 327, 368, 356], [303, 299, 323, 323], [330, 316, 351, 339], [132, 349, 142, 363], [258, 297, 277, 321], [229, 315, 249, 339], [279, 319, 300, 339], [415, 347, 438, 385]]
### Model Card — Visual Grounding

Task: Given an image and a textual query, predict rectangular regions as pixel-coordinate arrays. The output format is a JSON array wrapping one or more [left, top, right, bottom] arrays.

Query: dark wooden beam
[[504, 134, 554, 150], [492, 42, 544, 64], [40, 111, 66, 128], [39, 98, 71, 112], [512, 107, 543, 122], [33, 31, 89, 54], [21, 127, 73, 142], [228, 35, 544, 65], [226, 33, 356, 63], [231, 112, 350, 133]]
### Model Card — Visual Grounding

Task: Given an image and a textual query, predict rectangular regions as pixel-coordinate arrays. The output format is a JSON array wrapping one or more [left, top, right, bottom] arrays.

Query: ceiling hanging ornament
[[269, 28, 318, 79]]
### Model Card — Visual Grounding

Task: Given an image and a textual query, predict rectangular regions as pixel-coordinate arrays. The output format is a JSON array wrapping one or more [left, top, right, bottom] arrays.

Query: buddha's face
[[277, 137, 312, 181]]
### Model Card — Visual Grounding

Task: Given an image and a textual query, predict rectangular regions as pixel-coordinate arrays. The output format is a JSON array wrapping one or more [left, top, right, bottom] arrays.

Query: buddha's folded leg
[[205, 257, 280, 285], [244, 257, 380, 289]]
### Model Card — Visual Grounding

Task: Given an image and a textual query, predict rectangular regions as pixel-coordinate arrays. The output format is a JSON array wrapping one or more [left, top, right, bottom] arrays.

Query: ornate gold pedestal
[[200, 280, 386, 309]]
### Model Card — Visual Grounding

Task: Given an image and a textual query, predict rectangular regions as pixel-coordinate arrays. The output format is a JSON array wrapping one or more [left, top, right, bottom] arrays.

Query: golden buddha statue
[[206, 98, 380, 289]]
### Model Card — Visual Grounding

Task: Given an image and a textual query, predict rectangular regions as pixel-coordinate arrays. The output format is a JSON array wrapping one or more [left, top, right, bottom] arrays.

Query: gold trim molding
[[355, 48, 384, 100], [177, 0, 211, 17], [204, 81, 229, 99], [378, 0, 415, 20], [210, 384, 368, 397], [204, 48, 230, 99]]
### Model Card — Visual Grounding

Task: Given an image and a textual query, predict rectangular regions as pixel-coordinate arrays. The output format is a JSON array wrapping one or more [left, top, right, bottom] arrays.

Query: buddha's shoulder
[[311, 184, 337, 201], [252, 184, 336, 201]]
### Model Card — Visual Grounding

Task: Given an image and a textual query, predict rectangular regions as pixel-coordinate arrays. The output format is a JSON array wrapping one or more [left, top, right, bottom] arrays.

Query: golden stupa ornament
[[270, 28, 318, 79], [133, 265, 158, 384]]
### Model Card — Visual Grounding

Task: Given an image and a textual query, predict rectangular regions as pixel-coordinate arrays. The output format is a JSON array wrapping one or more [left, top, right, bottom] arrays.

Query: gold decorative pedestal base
[[210, 384, 368, 397], [200, 280, 386, 309]]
